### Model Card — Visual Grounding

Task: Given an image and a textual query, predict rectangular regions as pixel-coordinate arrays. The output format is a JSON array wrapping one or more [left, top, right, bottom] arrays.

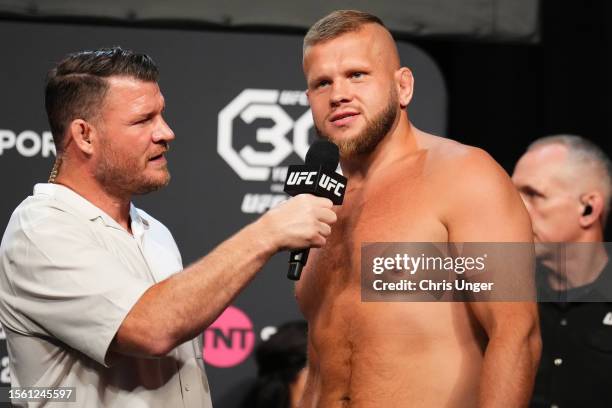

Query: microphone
[[283, 140, 347, 280]]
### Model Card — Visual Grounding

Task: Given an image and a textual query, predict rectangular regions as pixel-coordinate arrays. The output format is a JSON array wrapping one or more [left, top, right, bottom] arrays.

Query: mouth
[[148, 152, 167, 164], [330, 111, 360, 127]]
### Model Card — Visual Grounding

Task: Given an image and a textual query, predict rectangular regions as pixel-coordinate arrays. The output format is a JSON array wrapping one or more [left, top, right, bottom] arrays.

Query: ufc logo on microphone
[[318, 174, 345, 197], [284, 165, 347, 205], [286, 171, 317, 186]]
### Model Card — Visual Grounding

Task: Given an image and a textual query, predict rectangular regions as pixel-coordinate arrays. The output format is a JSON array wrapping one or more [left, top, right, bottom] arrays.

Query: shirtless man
[[295, 10, 541, 407]]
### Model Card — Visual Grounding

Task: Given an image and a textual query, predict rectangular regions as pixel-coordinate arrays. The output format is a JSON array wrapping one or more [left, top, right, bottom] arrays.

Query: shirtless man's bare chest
[[296, 152, 487, 408]]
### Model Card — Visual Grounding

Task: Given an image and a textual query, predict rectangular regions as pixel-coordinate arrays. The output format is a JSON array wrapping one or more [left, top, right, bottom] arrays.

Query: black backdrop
[[412, 0, 612, 241]]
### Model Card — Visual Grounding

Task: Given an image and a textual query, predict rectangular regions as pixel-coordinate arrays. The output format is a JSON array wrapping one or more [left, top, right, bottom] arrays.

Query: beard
[[315, 88, 399, 158], [94, 140, 170, 197]]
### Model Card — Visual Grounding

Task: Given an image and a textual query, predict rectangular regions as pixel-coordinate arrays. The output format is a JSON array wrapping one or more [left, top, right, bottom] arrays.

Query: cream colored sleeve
[[0, 207, 153, 367]]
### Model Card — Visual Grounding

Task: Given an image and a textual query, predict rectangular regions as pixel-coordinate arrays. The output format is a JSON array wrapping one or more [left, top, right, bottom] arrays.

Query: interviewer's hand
[[255, 194, 337, 252]]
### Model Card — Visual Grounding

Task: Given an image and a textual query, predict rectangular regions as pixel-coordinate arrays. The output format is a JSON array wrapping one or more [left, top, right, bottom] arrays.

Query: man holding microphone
[[0, 47, 336, 407]]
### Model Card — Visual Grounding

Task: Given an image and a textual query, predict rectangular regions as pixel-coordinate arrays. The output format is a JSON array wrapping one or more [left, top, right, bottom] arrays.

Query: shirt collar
[[537, 252, 612, 303], [129, 204, 150, 238], [33, 183, 149, 233]]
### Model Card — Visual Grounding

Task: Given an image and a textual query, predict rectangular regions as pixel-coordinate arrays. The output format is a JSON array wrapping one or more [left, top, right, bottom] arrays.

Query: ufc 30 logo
[[217, 89, 313, 181]]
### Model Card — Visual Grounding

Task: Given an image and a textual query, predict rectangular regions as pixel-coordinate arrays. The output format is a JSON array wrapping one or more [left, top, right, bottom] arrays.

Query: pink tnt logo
[[203, 305, 255, 367]]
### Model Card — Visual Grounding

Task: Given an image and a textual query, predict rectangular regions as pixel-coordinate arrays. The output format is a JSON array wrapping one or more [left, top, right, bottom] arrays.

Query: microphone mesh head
[[305, 140, 339, 170]]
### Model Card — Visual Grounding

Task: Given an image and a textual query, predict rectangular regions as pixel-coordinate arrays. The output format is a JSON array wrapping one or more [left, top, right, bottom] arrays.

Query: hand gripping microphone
[[283, 140, 347, 280]]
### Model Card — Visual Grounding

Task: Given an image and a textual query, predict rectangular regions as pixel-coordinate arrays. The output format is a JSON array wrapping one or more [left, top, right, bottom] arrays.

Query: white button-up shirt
[[0, 183, 212, 407]]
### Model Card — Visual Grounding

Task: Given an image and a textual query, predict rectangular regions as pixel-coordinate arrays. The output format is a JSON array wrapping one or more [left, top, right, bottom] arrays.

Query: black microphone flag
[[283, 140, 347, 280]]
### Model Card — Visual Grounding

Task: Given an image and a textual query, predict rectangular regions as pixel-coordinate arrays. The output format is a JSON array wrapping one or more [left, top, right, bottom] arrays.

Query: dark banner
[[0, 0, 540, 42]]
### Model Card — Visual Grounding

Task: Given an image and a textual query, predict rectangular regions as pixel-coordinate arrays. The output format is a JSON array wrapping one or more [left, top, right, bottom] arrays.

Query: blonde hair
[[303, 10, 385, 54]]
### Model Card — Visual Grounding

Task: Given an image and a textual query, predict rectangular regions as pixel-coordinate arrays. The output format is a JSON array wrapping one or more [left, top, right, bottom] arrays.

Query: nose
[[153, 116, 175, 144], [330, 80, 352, 107]]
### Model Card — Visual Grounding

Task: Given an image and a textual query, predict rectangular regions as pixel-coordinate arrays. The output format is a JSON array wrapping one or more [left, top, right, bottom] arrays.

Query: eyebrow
[[128, 110, 157, 124], [307, 74, 328, 86], [133, 111, 155, 119], [132, 100, 165, 121]]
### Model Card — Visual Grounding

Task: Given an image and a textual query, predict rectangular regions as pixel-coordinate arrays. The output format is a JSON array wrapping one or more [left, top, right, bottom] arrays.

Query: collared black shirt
[[531, 260, 612, 408]]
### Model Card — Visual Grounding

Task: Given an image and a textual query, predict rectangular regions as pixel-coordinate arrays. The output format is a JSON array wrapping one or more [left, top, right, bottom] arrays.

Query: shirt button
[[554, 358, 563, 366], [184, 385, 190, 391], [560, 318, 567, 326]]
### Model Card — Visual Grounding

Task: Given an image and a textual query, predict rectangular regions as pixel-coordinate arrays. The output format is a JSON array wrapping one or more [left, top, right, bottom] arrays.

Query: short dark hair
[[242, 320, 308, 408], [45, 46, 159, 153], [303, 10, 385, 53]]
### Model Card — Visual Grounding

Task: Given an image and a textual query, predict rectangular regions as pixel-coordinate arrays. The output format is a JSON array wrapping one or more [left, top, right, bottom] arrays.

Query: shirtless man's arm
[[443, 148, 542, 407]]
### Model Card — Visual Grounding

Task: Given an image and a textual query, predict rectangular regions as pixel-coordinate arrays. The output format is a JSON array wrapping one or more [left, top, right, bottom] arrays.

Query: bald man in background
[[512, 135, 612, 408], [295, 10, 541, 408]]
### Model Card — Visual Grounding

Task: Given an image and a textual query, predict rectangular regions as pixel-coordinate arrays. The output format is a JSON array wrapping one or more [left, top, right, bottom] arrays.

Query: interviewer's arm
[[110, 194, 336, 359]]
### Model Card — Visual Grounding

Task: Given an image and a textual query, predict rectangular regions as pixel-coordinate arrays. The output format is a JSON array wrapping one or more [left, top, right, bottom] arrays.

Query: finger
[[316, 208, 338, 225], [298, 194, 333, 208], [319, 222, 332, 237], [315, 197, 334, 208], [310, 235, 326, 248]]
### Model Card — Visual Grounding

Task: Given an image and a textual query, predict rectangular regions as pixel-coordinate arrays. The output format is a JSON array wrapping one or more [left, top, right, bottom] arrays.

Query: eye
[[133, 116, 153, 125], [317, 79, 330, 89], [351, 72, 365, 79], [521, 186, 544, 200]]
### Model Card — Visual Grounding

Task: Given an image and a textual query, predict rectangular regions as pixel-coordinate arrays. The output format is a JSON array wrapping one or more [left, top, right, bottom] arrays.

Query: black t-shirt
[[531, 260, 612, 408]]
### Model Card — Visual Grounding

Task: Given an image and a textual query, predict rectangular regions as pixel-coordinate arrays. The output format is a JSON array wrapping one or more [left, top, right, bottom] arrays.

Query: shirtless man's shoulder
[[414, 129, 531, 241], [417, 130, 508, 183]]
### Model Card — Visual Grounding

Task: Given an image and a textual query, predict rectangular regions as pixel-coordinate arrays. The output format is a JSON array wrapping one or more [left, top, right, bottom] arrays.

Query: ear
[[396, 67, 414, 109], [68, 119, 96, 155], [579, 191, 604, 228]]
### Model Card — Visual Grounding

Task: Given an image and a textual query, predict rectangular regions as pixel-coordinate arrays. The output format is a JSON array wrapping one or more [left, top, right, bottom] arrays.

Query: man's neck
[[54, 171, 132, 233], [340, 115, 417, 183], [545, 241, 608, 291]]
